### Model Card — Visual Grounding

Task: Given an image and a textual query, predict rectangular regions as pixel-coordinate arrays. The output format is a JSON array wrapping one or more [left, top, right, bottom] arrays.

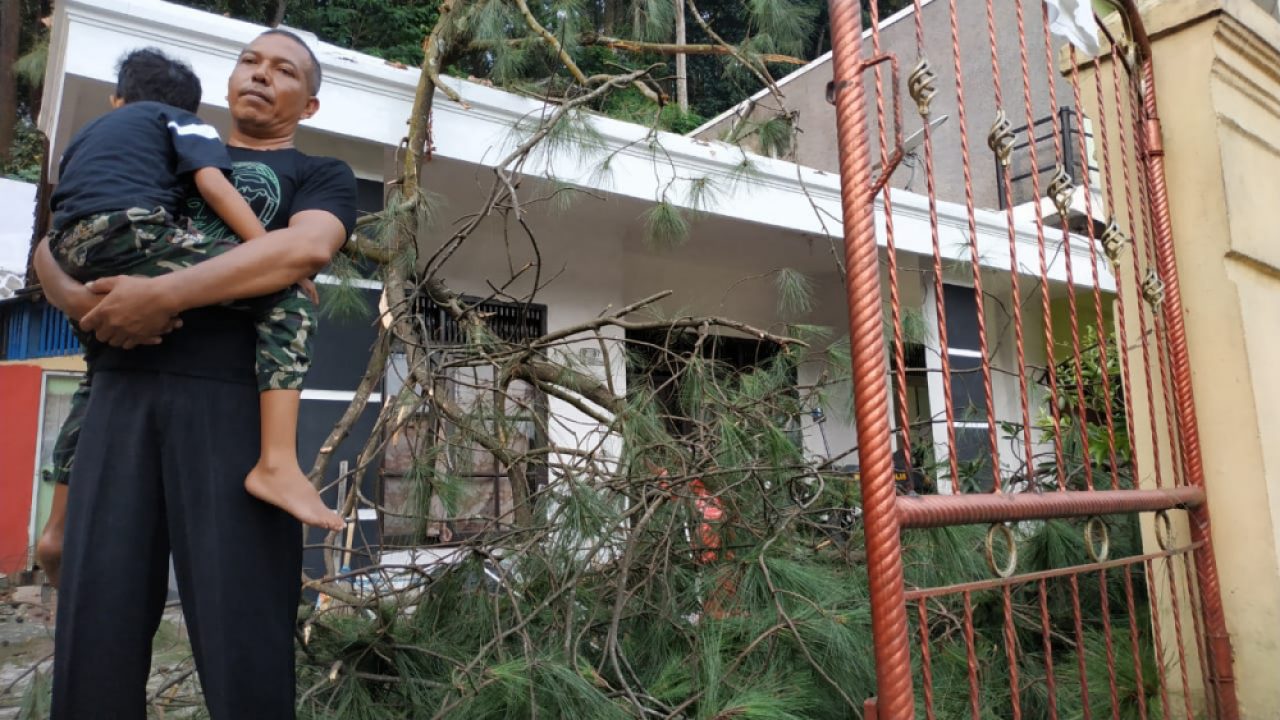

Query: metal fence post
[[826, 0, 915, 716]]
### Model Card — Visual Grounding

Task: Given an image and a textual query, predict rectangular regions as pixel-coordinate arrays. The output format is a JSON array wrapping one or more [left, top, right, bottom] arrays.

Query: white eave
[[40, 0, 1112, 291]]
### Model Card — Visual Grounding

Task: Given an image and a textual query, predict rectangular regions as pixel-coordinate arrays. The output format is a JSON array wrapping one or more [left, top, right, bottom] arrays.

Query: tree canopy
[[3, 0, 915, 180]]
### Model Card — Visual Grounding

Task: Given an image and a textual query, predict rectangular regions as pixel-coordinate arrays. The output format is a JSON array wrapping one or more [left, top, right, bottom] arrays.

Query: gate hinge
[[1144, 117, 1164, 157], [1209, 633, 1236, 682]]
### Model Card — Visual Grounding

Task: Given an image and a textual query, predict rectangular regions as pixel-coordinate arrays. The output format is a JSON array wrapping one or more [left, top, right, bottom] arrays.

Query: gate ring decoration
[[1084, 517, 1111, 563], [1154, 510, 1175, 551], [984, 523, 1018, 578]]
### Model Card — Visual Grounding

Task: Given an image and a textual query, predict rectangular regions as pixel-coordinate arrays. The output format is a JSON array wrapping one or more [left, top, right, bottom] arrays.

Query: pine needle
[[642, 200, 690, 250], [15, 40, 48, 88], [756, 115, 794, 158], [774, 268, 814, 317]]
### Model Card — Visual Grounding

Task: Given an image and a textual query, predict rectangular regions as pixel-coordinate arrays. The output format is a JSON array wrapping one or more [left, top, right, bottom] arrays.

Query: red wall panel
[[0, 364, 42, 574]]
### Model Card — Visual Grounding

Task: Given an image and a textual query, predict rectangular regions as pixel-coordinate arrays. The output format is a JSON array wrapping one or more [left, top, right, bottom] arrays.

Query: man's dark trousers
[[51, 319, 302, 719]]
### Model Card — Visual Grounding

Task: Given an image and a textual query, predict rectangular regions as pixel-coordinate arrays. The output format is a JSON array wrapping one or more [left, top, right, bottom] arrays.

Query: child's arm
[[193, 167, 267, 242], [192, 169, 319, 303]]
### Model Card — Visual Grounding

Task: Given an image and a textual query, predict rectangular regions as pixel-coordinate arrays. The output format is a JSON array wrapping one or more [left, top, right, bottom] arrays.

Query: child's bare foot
[[245, 462, 345, 531], [37, 525, 64, 588]]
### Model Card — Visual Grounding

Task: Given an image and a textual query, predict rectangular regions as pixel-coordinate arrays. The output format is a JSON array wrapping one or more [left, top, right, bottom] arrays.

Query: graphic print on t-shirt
[[185, 160, 282, 239]]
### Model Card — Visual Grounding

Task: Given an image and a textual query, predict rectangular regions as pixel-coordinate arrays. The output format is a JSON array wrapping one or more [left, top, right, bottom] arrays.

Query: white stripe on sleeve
[[167, 120, 222, 140]]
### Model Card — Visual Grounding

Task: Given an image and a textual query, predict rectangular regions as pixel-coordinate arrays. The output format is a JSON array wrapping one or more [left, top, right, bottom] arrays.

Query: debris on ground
[[0, 585, 201, 718]]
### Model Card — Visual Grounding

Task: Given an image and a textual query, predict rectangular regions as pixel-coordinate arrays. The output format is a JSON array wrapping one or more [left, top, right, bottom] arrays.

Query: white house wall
[[0, 180, 37, 296], [37, 0, 1116, 493], [417, 177, 629, 474], [480, 189, 1067, 483], [620, 214, 860, 466], [44, 0, 1114, 295]]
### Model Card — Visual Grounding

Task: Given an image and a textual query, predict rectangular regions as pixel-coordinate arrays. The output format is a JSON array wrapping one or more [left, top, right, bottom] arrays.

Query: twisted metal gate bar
[[827, 0, 1239, 717]]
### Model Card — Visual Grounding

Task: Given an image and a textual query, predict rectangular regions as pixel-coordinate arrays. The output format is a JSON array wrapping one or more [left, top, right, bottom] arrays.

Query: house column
[[1080, 1, 1280, 714]]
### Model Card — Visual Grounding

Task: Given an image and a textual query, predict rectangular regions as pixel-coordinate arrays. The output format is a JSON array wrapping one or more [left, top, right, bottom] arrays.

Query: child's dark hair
[[114, 48, 203, 112]]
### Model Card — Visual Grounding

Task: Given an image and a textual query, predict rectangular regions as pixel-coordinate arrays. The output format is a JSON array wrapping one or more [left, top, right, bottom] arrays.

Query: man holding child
[[35, 29, 355, 718]]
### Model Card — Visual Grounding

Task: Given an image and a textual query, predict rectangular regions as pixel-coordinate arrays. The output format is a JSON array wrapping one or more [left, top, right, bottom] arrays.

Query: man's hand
[[80, 276, 184, 349], [298, 278, 320, 305], [58, 282, 104, 325]]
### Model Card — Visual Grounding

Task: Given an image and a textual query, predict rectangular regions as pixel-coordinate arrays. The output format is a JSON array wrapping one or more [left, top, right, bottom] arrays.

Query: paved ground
[[0, 585, 200, 718]]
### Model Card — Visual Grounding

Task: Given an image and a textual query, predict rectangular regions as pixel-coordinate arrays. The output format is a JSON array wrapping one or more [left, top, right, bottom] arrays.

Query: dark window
[[941, 284, 995, 487], [954, 427, 996, 492], [626, 329, 796, 441], [948, 354, 988, 422], [889, 342, 932, 443], [416, 295, 547, 346], [380, 299, 549, 547], [943, 284, 981, 351], [356, 178, 385, 214]]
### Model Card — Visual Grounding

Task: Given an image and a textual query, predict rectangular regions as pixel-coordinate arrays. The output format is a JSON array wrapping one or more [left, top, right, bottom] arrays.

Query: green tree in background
[[173, 0, 822, 130], [178, 0, 443, 66], [4, 0, 914, 175], [1, 0, 51, 180]]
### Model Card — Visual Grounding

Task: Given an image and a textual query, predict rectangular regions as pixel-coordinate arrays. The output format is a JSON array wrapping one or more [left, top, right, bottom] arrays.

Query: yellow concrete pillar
[[1081, 0, 1280, 715]]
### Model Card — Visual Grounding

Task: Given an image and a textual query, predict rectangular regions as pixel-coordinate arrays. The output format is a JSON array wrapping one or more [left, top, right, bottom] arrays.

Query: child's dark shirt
[[50, 100, 231, 231]]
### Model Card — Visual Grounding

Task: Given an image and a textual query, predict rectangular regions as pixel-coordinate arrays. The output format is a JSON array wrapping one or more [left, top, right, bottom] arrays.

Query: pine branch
[[684, 0, 783, 103], [511, 0, 590, 86], [340, 236, 394, 264], [147, 664, 196, 707], [512, 360, 623, 415], [581, 33, 807, 65], [523, 374, 617, 425], [471, 34, 807, 66], [528, 291, 808, 352], [757, 538, 860, 713], [490, 8, 666, 103], [423, 7, 467, 108], [269, 0, 287, 27], [308, 328, 391, 486]]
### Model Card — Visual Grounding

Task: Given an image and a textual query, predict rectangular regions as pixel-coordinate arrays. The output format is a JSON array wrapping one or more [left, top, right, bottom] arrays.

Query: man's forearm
[[154, 212, 341, 313]]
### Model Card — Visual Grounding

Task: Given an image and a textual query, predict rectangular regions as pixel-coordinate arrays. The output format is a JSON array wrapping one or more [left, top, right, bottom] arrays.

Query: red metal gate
[[827, 0, 1238, 717]]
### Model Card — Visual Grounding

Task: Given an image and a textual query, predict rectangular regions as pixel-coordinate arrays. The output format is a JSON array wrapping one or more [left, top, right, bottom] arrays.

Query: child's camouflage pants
[[44, 207, 314, 485]]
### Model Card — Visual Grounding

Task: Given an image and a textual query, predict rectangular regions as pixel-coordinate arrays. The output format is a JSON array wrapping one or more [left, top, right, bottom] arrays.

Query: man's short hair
[[258, 29, 322, 96], [115, 48, 203, 112]]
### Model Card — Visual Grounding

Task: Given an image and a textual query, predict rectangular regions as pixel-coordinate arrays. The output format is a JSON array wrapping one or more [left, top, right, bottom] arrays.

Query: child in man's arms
[[38, 47, 343, 585]]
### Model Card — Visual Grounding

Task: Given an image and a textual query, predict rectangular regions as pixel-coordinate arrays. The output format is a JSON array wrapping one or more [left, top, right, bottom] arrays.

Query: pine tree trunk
[[674, 0, 687, 112], [0, 0, 21, 164], [602, 0, 618, 35], [270, 0, 288, 27]]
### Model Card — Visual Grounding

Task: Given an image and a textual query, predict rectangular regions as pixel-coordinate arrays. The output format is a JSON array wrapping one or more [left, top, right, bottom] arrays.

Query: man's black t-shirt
[[50, 101, 232, 232], [93, 145, 358, 384], [184, 147, 358, 238]]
